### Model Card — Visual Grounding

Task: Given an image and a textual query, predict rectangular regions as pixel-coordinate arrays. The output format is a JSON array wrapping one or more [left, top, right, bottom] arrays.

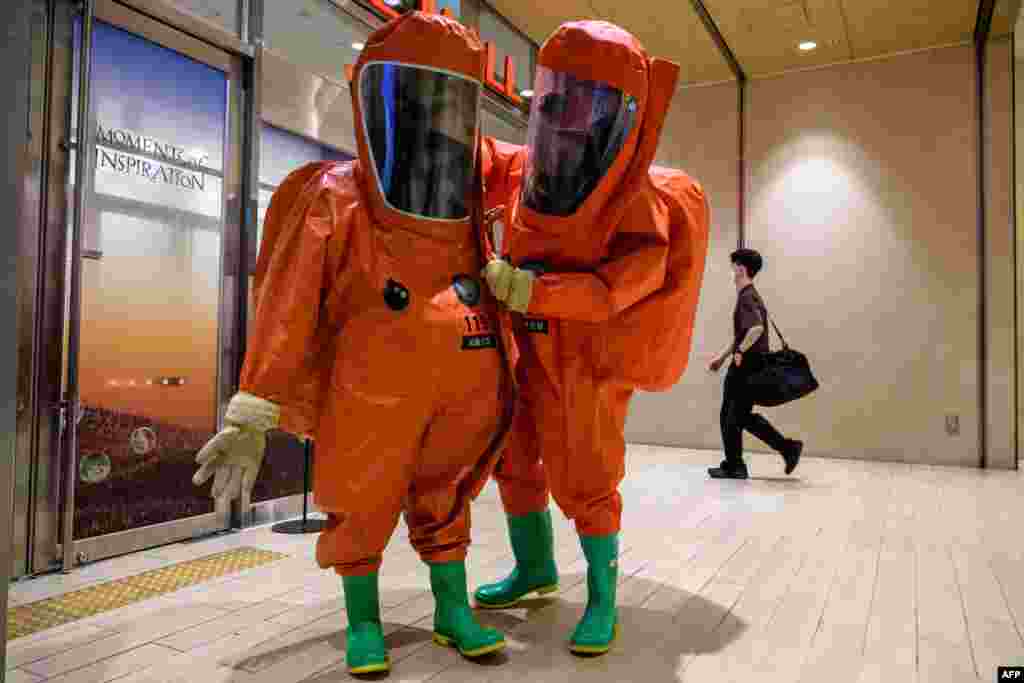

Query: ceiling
[[486, 0, 1020, 86]]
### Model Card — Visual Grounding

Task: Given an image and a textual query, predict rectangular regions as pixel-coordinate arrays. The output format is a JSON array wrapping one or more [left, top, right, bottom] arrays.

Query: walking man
[[708, 248, 803, 479]]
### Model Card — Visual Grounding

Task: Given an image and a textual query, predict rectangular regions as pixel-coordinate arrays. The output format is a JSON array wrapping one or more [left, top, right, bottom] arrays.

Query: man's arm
[[713, 340, 735, 366], [729, 293, 767, 366], [712, 293, 765, 368], [735, 325, 765, 354]]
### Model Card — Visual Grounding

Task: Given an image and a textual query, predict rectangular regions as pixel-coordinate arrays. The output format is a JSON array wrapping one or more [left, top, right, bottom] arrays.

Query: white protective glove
[[192, 392, 280, 502], [483, 259, 535, 313]]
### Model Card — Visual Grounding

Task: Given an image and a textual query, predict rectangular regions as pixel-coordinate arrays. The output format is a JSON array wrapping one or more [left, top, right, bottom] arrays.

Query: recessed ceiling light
[[352, 42, 365, 50], [799, 41, 817, 51], [520, 89, 534, 97]]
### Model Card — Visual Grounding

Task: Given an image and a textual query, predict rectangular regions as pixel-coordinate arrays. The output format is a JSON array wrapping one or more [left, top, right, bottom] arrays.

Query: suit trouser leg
[[493, 391, 551, 517], [313, 388, 431, 577], [405, 375, 503, 565], [547, 372, 630, 538]]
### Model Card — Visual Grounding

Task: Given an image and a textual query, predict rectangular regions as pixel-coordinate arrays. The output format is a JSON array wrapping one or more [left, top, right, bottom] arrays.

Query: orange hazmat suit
[[239, 12, 515, 578], [482, 21, 710, 537], [473, 20, 711, 654], [208, 12, 520, 671]]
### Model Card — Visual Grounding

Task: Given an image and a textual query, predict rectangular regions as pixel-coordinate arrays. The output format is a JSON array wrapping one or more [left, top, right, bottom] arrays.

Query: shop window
[[264, 0, 370, 85], [478, 5, 535, 98], [165, 0, 238, 36], [255, 122, 353, 269], [481, 107, 526, 145], [356, 0, 466, 21]]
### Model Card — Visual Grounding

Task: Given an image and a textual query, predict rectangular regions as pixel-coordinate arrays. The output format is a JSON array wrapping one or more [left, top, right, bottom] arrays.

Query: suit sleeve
[[526, 220, 670, 323], [238, 181, 348, 408], [481, 135, 524, 212]]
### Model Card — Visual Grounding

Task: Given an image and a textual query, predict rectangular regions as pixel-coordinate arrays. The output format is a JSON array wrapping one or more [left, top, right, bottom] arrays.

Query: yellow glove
[[483, 259, 535, 313], [506, 269, 534, 313], [483, 259, 515, 302], [192, 392, 280, 502]]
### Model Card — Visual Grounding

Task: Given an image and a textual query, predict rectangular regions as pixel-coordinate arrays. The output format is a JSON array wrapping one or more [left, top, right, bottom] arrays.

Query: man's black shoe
[[708, 462, 749, 479], [783, 440, 803, 475]]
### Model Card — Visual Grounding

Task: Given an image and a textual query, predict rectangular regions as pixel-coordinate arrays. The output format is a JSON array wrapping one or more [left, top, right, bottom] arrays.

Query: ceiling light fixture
[[799, 41, 817, 51], [352, 42, 365, 50]]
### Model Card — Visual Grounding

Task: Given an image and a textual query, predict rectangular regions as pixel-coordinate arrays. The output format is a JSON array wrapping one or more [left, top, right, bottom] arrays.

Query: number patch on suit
[[524, 318, 549, 334], [462, 334, 498, 350], [464, 315, 494, 334], [462, 315, 497, 349]]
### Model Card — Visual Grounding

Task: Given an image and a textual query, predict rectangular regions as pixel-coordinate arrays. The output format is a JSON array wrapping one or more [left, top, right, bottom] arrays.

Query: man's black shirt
[[733, 284, 769, 355]]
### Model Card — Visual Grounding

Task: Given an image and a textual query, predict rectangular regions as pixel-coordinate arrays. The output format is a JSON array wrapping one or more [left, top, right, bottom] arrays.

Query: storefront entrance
[[11, 0, 246, 576], [12, 0, 525, 580], [12, 0, 360, 578]]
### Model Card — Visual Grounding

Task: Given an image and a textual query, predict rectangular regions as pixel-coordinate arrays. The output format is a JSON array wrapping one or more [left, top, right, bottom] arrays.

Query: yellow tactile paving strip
[[7, 546, 288, 641]]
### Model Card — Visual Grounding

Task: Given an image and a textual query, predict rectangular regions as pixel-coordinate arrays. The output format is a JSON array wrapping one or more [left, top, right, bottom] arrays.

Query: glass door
[[61, 0, 243, 566]]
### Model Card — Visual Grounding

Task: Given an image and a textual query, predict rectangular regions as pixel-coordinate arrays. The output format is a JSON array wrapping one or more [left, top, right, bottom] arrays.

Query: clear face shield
[[521, 67, 638, 217], [360, 62, 480, 221]]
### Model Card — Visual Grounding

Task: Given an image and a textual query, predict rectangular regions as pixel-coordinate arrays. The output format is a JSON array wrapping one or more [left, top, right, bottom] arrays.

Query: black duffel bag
[[745, 317, 819, 407]]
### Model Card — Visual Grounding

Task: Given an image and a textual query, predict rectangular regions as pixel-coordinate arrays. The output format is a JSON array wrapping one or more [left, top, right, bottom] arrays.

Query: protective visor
[[521, 66, 638, 216], [360, 62, 480, 221]]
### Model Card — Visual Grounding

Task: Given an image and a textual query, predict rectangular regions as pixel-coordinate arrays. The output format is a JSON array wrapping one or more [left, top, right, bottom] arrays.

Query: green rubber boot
[[474, 509, 559, 609], [429, 561, 506, 658], [569, 533, 619, 655], [342, 573, 390, 675]]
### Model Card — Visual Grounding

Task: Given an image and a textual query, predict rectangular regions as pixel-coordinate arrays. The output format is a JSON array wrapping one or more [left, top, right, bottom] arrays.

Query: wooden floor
[[6, 445, 1024, 683]]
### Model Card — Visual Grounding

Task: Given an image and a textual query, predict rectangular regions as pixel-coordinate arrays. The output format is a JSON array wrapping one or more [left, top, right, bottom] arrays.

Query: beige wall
[[746, 46, 981, 467], [1017, 31, 1024, 470], [986, 35, 1016, 470], [628, 44, 1018, 469], [624, 81, 740, 451]]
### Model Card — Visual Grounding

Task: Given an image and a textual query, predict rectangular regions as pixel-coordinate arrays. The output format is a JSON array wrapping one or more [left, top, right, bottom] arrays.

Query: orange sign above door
[[360, 0, 525, 106]]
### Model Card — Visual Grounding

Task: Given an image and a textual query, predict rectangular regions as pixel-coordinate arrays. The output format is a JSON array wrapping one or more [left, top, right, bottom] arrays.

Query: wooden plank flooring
[[6, 446, 1023, 683]]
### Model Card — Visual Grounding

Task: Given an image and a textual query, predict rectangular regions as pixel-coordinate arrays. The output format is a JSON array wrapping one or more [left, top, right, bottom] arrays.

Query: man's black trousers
[[720, 356, 789, 467]]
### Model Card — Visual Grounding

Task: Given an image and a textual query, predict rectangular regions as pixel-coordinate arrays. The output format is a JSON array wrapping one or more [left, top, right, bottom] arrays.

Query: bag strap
[[766, 314, 789, 350]]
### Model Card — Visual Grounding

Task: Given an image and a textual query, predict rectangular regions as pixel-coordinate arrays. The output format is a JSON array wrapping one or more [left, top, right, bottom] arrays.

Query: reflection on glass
[[167, 0, 238, 35], [250, 122, 353, 504], [71, 20, 228, 540], [264, 0, 370, 84]]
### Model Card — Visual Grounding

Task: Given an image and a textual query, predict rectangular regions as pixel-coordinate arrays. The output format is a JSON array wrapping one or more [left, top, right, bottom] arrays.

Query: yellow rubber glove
[[505, 268, 535, 313], [192, 392, 280, 503], [483, 259, 535, 313], [483, 259, 515, 302]]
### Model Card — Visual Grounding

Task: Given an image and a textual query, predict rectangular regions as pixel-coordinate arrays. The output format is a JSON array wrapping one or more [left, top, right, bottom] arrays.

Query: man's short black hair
[[730, 248, 763, 278]]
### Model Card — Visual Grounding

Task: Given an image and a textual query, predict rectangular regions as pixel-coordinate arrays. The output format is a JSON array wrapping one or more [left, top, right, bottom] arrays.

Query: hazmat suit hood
[[350, 11, 485, 242], [515, 21, 679, 242]]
